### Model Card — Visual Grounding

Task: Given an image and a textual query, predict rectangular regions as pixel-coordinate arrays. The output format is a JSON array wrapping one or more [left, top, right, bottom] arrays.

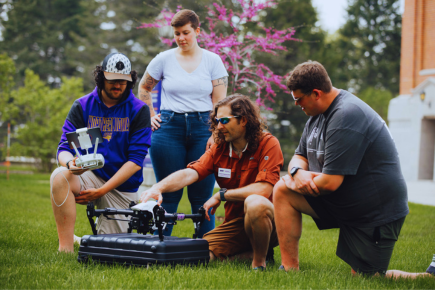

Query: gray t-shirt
[[146, 48, 228, 113], [295, 90, 409, 227]]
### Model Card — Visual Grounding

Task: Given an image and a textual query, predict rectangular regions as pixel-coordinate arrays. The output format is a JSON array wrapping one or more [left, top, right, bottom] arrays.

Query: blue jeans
[[150, 110, 215, 237]]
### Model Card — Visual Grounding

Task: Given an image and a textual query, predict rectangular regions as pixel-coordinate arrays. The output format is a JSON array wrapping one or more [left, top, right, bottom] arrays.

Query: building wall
[[418, 118, 435, 180], [388, 94, 421, 181], [421, 1, 435, 73], [400, 0, 435, 95], [392, 0, 435, 181], [389, 79, 435, 181]]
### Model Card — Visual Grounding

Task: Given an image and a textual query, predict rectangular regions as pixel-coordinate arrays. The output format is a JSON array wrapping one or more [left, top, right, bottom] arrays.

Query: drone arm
[[155, 206, 206, 239], [93, 137, 99, 158], [86, 202, 98, 235], [71, 142, 83, 163]]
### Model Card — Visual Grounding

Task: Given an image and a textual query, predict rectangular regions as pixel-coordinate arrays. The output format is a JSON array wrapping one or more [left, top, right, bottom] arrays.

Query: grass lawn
[[1, 171, 434, 289]]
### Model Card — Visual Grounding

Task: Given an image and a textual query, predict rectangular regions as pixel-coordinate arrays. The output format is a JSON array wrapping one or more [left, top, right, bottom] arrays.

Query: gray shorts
[[305, 195, 406, 275], [78, 171, 137, 234]]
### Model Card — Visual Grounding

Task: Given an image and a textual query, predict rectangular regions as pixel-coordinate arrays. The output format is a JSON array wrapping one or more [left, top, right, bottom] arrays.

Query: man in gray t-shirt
[[273, 61, 432, 278], [295, 89, 408, 228]]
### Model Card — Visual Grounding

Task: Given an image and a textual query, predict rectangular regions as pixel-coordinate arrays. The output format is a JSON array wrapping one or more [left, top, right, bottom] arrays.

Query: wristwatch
[[290, 166, 302, 177], [66, 160, 73, 170], [219, 188, 227, 202]]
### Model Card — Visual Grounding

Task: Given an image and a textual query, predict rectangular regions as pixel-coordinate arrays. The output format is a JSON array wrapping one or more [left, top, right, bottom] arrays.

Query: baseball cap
[[102, 52, 132, 82]]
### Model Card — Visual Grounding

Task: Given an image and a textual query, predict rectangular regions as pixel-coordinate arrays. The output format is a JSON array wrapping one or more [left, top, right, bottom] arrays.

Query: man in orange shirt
[[140, 94, 284, 270]]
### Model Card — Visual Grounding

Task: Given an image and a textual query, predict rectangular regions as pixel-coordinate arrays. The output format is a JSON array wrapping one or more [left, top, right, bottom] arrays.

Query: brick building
[[388, 0, 435, 181]]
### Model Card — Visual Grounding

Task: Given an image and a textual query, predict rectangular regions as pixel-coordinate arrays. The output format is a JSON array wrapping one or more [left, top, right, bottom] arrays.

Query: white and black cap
[[102, 52, 132, 82]]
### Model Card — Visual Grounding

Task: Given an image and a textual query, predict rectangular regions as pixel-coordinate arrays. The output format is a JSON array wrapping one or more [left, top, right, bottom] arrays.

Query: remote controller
[[67, 127, 105, 170]]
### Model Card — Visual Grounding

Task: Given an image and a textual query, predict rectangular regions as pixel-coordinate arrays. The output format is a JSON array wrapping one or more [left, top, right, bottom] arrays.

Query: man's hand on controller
[[67, 157, 88, 176]]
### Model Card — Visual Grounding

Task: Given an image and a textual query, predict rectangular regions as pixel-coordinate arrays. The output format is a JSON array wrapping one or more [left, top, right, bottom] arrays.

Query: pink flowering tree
[[138, 0, 299, 109]]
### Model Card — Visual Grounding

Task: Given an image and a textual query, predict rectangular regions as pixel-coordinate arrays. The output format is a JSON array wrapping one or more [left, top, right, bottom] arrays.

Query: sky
[[311, 0, 348, 33], [312, 0, 406, 34]]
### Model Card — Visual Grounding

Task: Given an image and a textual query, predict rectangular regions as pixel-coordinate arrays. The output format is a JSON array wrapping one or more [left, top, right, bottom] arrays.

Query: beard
[[103, 87, 124, 101]]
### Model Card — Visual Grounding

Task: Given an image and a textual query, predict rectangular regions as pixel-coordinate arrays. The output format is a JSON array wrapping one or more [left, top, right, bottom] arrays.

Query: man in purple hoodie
[[50, 53, 152, 252]]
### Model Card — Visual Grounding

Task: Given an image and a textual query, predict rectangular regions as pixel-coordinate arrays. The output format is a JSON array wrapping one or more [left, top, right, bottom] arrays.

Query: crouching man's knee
[[50, 167, 81, 201], [244, 195, 274, 221], [272, 179, 302, 206], [50, 167, 68, 186], [50, 167, 80, 189], [272, 179, 290, 203]]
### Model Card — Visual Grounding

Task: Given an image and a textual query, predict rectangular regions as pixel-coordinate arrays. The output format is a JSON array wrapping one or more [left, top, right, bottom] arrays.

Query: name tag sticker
[[218, 168, 231, 178]]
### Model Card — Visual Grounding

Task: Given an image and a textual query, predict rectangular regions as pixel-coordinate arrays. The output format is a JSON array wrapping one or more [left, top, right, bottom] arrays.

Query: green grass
[[1, 172, 434, 289], [0, 164, 38, 172]]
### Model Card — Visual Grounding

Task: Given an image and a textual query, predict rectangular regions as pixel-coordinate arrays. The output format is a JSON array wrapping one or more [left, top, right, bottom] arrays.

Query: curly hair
[[93, 65, 138, 96], [210, 94, 266, 152], [286, 60, 332, 95]]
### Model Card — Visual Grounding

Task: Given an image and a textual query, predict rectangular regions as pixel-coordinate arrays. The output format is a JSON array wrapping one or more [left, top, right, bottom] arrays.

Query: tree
[[138, 0, 298, 107], [66, 0, 166, 91], [2, 69, 84, 172], [259, 0, 402, 162], [0, 0, 100, 88], [255, 0, 330, 163], [0, 53, 15, 161], [0, 0, 216, 92], [338, 0, 402, 95], [0, 53, 15, 114], [358, 86, 392, 121]]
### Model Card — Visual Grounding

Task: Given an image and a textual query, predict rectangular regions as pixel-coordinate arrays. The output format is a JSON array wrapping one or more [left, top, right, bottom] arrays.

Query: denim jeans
[[150, 110, 216, 237]]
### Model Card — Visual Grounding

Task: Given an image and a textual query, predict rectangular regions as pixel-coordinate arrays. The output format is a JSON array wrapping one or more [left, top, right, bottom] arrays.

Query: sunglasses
[[215, 116, 240, 124], [291, 91, 308, 102], [106, 79, 128, 85]]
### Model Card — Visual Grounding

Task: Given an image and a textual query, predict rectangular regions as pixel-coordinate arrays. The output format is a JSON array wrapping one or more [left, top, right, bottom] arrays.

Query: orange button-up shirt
[[187, 133, 284, 223]]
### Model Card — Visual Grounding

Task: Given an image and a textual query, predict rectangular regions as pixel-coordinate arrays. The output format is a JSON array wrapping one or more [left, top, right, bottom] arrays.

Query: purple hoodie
[[58, 87, 152, 192]]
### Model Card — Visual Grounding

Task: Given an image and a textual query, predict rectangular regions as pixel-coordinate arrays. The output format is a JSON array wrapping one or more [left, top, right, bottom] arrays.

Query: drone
[[85, 201, 206, 241]]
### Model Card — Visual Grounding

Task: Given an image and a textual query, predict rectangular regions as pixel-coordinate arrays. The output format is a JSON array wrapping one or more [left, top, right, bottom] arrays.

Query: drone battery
[[77, 233, 210, 266]]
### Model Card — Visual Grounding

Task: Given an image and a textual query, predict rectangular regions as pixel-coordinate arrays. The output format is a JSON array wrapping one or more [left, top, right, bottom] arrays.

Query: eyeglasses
[[215, 116, 240, 125], [291, 91, 308, 102], [106, 79, 128, 85]]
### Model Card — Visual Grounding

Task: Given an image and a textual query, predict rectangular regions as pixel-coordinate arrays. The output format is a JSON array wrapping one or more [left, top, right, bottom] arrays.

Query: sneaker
[[278, 265, 286, 271], [252, 266, 265, 271], [426, 254, 435, 275], [74, 235, 82, 245]]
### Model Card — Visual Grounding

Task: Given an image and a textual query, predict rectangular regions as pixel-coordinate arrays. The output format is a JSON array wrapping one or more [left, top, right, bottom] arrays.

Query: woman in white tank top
[[138, 9, 228, 237]]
